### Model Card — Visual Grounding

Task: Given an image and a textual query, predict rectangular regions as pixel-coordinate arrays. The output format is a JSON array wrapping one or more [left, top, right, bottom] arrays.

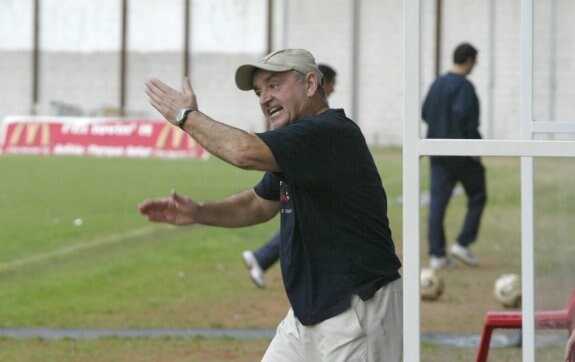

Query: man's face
[[252, 69, 309, 130], [465, 57, 477, 75], [324, 78, 336, 98]]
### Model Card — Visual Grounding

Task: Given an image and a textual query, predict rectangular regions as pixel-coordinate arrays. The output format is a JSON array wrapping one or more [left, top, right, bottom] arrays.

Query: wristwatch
[[175, 107, 197, 130]]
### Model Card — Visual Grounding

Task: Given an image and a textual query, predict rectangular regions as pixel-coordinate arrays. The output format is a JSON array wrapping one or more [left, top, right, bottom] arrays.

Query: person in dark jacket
[[422, 42, 487, 270]]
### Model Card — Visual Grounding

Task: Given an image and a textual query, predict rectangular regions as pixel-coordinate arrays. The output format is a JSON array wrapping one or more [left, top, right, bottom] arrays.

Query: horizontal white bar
[[532, 121, 575, 134], [419, 139, 575, 157]]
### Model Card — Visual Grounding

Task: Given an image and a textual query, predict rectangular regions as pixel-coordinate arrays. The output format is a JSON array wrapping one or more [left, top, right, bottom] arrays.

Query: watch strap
[[177, 108, 197, 130]]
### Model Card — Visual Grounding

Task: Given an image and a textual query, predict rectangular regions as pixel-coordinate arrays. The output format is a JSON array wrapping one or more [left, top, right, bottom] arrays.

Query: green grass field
[[1, 149, 573, 361]]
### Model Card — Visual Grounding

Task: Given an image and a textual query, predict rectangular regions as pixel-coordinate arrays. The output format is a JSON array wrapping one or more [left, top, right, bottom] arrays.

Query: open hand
[[138, 190, 199, 225], [145, 77, 198, 124]]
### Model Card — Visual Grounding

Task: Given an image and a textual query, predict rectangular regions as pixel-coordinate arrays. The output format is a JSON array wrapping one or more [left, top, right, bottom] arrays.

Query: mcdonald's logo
[[155, 124, 197, 150], [8, 123, 51, 146]]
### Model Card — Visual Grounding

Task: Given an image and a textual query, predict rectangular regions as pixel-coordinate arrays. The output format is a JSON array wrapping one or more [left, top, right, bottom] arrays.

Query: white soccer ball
[[494, 273, 521, 308], [420, 268, 445, 301]]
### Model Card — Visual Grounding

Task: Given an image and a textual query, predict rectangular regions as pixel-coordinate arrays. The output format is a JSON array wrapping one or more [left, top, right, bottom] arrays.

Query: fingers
[[145, 79, 165, 106], [137, 200, 152, 214], [182, 77, 199, 110], [145, 213, 169, 223], [170, 189, 181, 203], [146, 79, 177, 103], [147, 78, 172, 97], [145, 79, 170, 116], [138, 197, 175, 224], [147, 78, 187, 104], [138, 190, 196, 226], [171, 189, 191, 209], [138, 197, 167, 215], [145, 77, 199, 126], [146, 78, 186, 122], [145, 88, 163, 114], [183, 76, 193, 95]]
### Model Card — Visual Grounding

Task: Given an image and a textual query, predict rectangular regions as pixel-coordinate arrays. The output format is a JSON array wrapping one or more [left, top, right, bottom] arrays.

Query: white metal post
[[401, 1, 575, 361], [521, 0, 535, 361], [403, 0, 421, 360]]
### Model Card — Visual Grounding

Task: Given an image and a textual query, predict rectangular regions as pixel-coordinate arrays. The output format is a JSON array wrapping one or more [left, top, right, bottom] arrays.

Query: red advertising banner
[[0, 116, 208, 159]]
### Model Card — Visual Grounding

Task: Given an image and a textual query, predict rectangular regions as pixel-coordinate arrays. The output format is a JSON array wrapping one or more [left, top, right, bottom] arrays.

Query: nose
[[259, 90, 272, 106]]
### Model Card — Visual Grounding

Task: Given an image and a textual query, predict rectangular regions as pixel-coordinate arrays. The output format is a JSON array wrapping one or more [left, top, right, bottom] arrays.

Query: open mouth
[[268, 106, 282, 117]]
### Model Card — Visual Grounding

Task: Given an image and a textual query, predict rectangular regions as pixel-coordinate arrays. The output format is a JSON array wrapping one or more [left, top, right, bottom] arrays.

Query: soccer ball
[[494, 273, 521, 308], [420, 268, 444, 301]]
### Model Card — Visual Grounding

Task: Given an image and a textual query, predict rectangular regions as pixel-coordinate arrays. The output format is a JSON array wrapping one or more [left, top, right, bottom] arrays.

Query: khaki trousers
[[262, 278, 403, 362]]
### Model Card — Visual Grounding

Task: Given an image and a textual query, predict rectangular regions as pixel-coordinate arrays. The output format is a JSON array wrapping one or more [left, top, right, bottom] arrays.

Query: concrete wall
[[1, 0, 574, 145], [0, 52, 33, 116]]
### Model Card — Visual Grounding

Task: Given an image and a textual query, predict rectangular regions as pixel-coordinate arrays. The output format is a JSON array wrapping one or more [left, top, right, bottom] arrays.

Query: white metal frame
[[403, 0, 575, 361]]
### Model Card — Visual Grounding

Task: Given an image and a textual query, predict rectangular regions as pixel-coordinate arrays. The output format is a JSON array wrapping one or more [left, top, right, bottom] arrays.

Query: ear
[[305, 72, 320, 97]]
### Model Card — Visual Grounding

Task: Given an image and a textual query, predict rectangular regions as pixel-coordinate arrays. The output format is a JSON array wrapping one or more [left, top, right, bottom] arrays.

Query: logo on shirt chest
[[280, 181, 292, 214]]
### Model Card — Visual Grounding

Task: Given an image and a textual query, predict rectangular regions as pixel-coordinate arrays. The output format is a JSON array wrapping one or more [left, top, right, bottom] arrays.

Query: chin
[[270, 119, 287, 130]]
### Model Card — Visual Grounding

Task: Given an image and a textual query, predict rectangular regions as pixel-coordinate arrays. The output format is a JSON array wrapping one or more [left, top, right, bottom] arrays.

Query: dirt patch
[[169, 260, 518, 335]]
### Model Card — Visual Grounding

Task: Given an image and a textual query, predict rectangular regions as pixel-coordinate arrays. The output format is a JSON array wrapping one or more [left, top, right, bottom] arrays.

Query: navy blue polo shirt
[[422, 72, 481, 140], [254, 108, 401, 326]]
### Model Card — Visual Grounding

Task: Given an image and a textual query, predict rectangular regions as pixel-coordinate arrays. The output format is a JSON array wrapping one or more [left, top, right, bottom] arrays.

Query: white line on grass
[[0, 226, 162, 273], [2, 188, 461, 272]]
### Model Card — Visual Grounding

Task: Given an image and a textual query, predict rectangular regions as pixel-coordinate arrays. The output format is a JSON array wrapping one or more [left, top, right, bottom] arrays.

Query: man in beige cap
[[140, 48, 403, 361], [242, 62, 338, 289]]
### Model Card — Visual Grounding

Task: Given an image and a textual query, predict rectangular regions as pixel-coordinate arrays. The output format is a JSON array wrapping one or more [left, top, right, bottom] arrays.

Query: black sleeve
[[254, 172, 280, 201], [257, 117, 348, 187]]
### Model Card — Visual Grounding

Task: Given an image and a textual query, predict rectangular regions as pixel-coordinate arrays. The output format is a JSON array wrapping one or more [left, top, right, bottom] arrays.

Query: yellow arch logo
[[8, 123, 50, 146], [155, 124, 197, 149]]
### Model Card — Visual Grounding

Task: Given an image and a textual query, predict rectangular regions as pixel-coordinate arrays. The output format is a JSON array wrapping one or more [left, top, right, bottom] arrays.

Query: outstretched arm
[[145, 77, 280, 172], [138, 188, 279, 228]]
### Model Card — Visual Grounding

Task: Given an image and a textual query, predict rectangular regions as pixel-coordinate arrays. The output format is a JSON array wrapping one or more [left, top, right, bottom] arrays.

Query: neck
[[451, 64, 468, 75], [312, 103, 329, 116], [306, 96, 330, 116]]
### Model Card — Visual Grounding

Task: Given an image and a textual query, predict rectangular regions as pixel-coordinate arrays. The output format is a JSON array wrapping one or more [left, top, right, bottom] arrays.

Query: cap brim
[[235, 63, 294, 91]]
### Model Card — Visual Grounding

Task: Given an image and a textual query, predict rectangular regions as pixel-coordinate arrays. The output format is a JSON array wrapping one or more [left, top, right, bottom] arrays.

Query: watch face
[[176, 109, 185, 122], [176, 108, 194, 128]]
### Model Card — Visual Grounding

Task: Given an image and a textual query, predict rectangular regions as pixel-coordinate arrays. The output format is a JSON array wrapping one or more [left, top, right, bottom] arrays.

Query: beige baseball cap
[[235, 49, 323, 91]]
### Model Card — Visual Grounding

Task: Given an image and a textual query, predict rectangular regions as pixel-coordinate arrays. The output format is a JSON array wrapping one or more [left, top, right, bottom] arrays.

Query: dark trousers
[[253, 230, 281, 270], [428, 156, 487, 257]]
